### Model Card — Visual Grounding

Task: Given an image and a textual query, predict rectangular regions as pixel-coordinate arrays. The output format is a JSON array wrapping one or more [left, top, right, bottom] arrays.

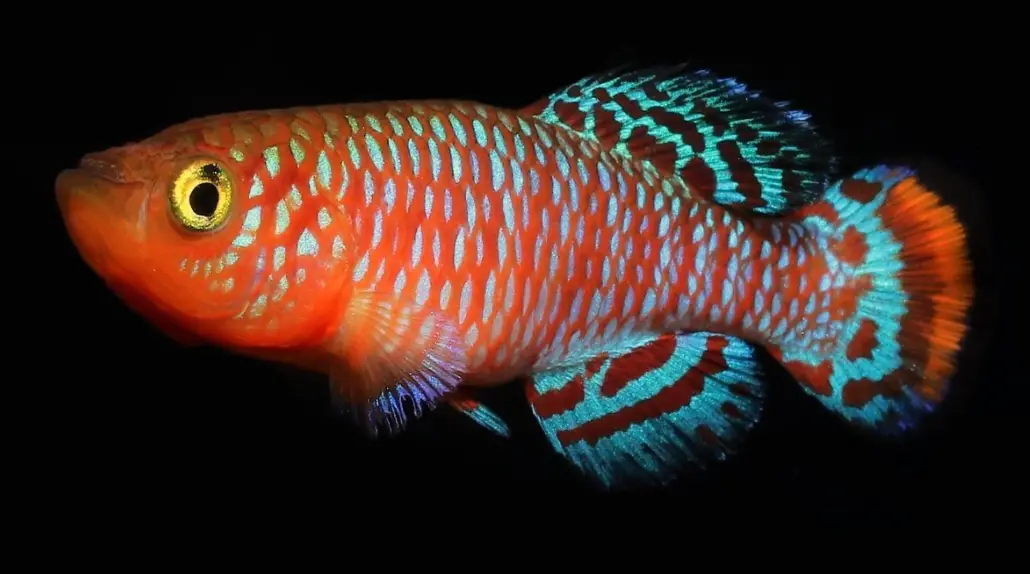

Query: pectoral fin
[[326, 291, 468, 437]]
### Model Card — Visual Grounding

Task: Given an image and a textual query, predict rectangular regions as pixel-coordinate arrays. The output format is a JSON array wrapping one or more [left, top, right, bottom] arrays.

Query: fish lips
[[55, 164, 152, 286]]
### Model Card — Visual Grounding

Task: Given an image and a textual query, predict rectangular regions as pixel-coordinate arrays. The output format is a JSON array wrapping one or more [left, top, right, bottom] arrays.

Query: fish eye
[[169, 159, 234, 232]]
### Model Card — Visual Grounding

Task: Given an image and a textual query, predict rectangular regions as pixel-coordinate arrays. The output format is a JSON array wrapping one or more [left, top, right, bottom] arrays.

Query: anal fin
[[524, 331, 765, 490], [327, 291, 467, 437]]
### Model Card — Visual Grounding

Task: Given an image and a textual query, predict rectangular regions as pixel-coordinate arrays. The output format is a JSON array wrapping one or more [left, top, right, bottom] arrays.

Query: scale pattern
[[194, 100, 787, 438], [287, 102, 804, 382]]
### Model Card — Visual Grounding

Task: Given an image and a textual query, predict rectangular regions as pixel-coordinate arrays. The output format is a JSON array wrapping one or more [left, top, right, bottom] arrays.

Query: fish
[[55, 65, 974, 490]]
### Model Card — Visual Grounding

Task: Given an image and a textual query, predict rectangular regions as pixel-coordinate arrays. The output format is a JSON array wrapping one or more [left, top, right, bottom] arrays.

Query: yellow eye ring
[[169, 159, 234, 232]]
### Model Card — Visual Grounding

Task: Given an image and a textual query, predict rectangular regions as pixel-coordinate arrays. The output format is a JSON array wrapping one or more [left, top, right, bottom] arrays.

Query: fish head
[[55, 116, 353, 350]]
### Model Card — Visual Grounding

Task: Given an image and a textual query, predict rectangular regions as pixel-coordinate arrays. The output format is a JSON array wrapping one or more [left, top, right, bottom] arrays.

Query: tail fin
[[767, 165, 973, 434]]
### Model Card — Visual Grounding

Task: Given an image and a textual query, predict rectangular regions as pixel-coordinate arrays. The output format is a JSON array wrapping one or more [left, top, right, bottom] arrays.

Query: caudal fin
[[768, 165, 973, 434]]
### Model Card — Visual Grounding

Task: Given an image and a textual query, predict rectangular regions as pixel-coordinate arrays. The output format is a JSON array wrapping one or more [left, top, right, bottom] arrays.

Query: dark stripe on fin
[[524, 331, 765, 490], [524, 64, 838, 216], [768, 165, 973, 434]]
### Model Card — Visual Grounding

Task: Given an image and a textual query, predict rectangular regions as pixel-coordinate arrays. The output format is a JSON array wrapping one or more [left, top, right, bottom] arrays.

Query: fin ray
[[446, 390, 511, 438], [769, 165, 973, 433], [327, 291, 467, 436], [524, 64, 838, 215], [525, 331, 765, 489]]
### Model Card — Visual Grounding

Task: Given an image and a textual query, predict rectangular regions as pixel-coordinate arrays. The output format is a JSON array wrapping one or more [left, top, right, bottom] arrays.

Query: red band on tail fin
[[768, 165, 973, 433]]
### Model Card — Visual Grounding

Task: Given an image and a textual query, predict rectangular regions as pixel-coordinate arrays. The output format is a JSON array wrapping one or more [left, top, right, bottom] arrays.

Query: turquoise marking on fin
[[769, 165, 974, 435], [524, 64, 839, 216], [523, 331, 766, 490], [447, 394, 511, 438]]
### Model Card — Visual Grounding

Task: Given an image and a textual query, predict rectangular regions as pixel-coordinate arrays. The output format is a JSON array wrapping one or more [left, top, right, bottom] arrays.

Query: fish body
[[56, 66, 973, 489]]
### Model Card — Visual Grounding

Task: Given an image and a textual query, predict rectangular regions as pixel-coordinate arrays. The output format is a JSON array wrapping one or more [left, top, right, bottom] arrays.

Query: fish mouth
[[55, 164, 150, 282], [56, 159, 150, 229], [56, 168, 105, 215]]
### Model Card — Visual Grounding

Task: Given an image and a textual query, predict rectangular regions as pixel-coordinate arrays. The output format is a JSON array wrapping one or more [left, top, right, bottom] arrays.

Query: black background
[[36, 33, 1013, 526]]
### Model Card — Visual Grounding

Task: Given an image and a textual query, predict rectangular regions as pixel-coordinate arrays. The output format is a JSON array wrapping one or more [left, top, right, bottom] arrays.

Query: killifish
[[55, 65, 973, 489]]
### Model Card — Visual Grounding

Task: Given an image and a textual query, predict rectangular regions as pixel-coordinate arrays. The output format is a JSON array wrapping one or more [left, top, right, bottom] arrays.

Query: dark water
[[37, 39, 1012, 525]]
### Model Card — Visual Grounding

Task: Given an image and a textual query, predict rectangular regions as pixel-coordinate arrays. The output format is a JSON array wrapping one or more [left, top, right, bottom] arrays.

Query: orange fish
[[56, 66, 973, 489]]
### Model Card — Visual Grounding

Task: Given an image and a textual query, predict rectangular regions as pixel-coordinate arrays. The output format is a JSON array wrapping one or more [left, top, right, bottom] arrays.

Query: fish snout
[[55, 164, 150, 265], [55, 168, 102, 218], [79, 152, 132, 183]]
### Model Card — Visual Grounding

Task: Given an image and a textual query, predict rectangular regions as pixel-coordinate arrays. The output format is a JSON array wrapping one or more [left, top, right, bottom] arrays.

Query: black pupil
[[189, 182, 220, 218]]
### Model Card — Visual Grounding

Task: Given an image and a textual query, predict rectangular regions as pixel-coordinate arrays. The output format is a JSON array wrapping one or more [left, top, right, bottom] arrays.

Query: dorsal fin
[[522, 64, 839, 216]]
